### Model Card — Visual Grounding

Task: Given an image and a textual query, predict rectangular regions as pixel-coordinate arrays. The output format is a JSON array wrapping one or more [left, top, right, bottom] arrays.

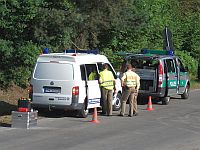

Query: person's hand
[[114, 87, 117, 94]]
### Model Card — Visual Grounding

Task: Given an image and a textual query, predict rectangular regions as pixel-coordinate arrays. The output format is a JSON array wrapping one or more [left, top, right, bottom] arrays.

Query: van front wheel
[[181, 85, 189, 99], [113, 93, 121, 111]]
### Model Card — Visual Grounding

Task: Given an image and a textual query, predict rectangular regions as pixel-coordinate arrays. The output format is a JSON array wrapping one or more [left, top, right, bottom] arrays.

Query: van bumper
[[138, 88, 166, 98], [32, 103, 84, 111]]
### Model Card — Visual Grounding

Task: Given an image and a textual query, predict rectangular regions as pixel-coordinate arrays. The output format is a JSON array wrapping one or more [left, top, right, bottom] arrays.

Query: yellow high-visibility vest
[[89, 72, 97, 80], [122, 71, 138, 87], [99, 69, 114, 90]]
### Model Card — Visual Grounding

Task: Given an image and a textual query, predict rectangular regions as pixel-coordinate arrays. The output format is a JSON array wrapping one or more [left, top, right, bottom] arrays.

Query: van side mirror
[[116, 72, 123, 79]]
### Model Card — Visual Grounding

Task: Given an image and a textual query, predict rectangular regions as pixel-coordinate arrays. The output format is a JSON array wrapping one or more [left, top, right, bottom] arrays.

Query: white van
[[29, 49, 122, 117]]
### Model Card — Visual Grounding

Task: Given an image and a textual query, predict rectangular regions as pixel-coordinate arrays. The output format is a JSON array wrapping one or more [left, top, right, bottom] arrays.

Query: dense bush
[[175, 51, 198, 76]]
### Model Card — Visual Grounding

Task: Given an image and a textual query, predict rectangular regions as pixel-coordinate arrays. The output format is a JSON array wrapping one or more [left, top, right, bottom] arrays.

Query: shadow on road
[[0, 101, 16, 127], [0, 101, 17, 116], [37, 109, 80, 118]]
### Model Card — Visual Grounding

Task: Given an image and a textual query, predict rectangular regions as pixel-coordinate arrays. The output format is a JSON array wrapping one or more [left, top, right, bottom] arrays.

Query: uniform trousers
[[101, 87, 113, 116], [120, 87, 138, 116]]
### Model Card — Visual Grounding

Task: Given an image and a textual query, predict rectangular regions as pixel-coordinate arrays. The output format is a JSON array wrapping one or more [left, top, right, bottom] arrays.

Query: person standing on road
[[119, 64, 140, 117], [99, 63, 116, 116]]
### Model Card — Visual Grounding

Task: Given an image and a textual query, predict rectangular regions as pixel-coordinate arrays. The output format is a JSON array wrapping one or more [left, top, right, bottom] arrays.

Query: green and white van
[[120, 49, 190, 105]]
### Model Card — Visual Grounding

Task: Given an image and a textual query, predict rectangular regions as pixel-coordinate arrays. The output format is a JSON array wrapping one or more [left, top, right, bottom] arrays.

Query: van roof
[[37, 53, 109, 64], [125, 53, 178, 61]]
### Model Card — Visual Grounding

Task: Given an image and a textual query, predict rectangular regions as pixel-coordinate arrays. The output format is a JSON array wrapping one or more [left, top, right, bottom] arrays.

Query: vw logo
[[50, 81, 54, 85]]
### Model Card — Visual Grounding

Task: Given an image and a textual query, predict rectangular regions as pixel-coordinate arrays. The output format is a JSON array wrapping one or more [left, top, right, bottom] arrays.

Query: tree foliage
[[0, 0, 199, 89]]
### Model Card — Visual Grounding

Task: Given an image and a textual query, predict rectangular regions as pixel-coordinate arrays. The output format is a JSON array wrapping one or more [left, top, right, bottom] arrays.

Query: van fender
[[181, 81, 190, 99]]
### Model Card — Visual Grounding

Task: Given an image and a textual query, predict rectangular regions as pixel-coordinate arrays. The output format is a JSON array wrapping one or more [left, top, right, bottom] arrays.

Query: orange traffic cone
[[90, 107, 100, 123], [146, 96, 154, 111]]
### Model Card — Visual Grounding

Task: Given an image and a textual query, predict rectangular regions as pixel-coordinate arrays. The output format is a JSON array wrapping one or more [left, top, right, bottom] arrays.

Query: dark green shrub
[[175, 50, 198, 76]]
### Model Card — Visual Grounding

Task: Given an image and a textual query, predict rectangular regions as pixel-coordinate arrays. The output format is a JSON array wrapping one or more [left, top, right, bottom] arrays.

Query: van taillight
[[28, 84, 33, 94], [28, 84, 33, 100], [158, 61, 164, 87], [72, 86, 79, 96]]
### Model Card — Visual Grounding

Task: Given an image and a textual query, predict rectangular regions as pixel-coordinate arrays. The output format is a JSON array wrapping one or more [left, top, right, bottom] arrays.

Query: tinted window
[[166, 59, 176, 73], [85, 64, 98, 80], [34, 62, 73, 80], [97, 63, 116, 79]]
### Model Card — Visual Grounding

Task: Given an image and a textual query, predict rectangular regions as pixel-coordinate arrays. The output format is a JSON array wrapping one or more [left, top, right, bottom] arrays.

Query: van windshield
[[34, 62, 73, 80]]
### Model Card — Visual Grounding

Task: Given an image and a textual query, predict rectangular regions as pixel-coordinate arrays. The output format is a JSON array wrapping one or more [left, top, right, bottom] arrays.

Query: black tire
[[113, 93, 121, 111], [161, 97, 170, 105], [77, 103, 89, 118], [181, 85, 190, 99]]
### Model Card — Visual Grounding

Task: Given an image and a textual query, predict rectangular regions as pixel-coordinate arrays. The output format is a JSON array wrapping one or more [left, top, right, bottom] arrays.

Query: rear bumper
[[32, 103, 84, 111], [138, 88, 166, 98]]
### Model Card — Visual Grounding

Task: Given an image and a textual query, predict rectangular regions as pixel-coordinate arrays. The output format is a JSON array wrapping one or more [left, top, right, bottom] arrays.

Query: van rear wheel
[[77, 103, 88, 118]]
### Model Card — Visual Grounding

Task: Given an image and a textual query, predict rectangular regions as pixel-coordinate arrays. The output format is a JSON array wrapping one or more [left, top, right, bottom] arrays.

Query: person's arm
[[113, 80, 116, 93], [99, 72, 102, 84], [121, 73, 126, 87], [136, 75, 140, 90]]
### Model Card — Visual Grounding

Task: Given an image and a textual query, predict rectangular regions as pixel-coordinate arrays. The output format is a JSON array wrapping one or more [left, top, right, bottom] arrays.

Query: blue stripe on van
[[88, 98, 100, 104]]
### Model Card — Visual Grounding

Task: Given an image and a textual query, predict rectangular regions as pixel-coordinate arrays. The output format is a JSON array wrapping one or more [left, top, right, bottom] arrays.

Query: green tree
[[31, 0, 79, 51], [0, 40, 14, 89], [0, 0, 42, 42]]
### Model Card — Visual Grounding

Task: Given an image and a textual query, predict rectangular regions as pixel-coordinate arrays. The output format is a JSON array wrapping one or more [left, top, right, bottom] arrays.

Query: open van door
[[84, 64, 101, 109], [165, 58, 178, 95]]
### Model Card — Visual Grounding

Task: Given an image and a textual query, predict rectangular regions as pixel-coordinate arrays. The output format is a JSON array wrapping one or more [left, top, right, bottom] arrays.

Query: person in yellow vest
[[99, 63, 116, 116], [89, 68, 97, 80], [119, 64, 140, 117]]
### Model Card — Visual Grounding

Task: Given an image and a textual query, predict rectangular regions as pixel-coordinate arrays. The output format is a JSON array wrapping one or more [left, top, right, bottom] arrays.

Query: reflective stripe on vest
[[124, 72, 137, 87], [100, 70, 114, 90]]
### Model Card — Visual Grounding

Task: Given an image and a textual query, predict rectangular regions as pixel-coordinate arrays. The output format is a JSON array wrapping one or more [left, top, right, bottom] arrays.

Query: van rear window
[[34, 62, 73, 80]]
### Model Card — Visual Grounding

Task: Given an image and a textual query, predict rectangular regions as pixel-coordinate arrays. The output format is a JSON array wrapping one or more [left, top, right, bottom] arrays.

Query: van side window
[[97, 63, 103, 72], [80, 65, 86, 80], [166, 59, 176, 73], [97, 63, 116, 79], [85, 64, 98, 80]]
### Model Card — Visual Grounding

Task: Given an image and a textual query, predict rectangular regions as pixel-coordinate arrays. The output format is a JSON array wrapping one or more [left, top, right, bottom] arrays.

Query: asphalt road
[[0, 89, 200, 150]]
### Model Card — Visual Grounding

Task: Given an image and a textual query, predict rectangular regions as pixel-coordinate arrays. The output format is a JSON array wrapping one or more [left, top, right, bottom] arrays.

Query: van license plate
[[44, 87, 61, 93]]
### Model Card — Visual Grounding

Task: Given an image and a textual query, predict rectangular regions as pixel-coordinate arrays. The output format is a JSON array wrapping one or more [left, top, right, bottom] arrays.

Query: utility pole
[[162, 27, 174, 51]]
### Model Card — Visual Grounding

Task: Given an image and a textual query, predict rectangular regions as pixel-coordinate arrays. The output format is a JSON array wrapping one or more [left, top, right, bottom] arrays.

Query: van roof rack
[[114, 51, 138, 56], [63, 49, 99, 54]]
